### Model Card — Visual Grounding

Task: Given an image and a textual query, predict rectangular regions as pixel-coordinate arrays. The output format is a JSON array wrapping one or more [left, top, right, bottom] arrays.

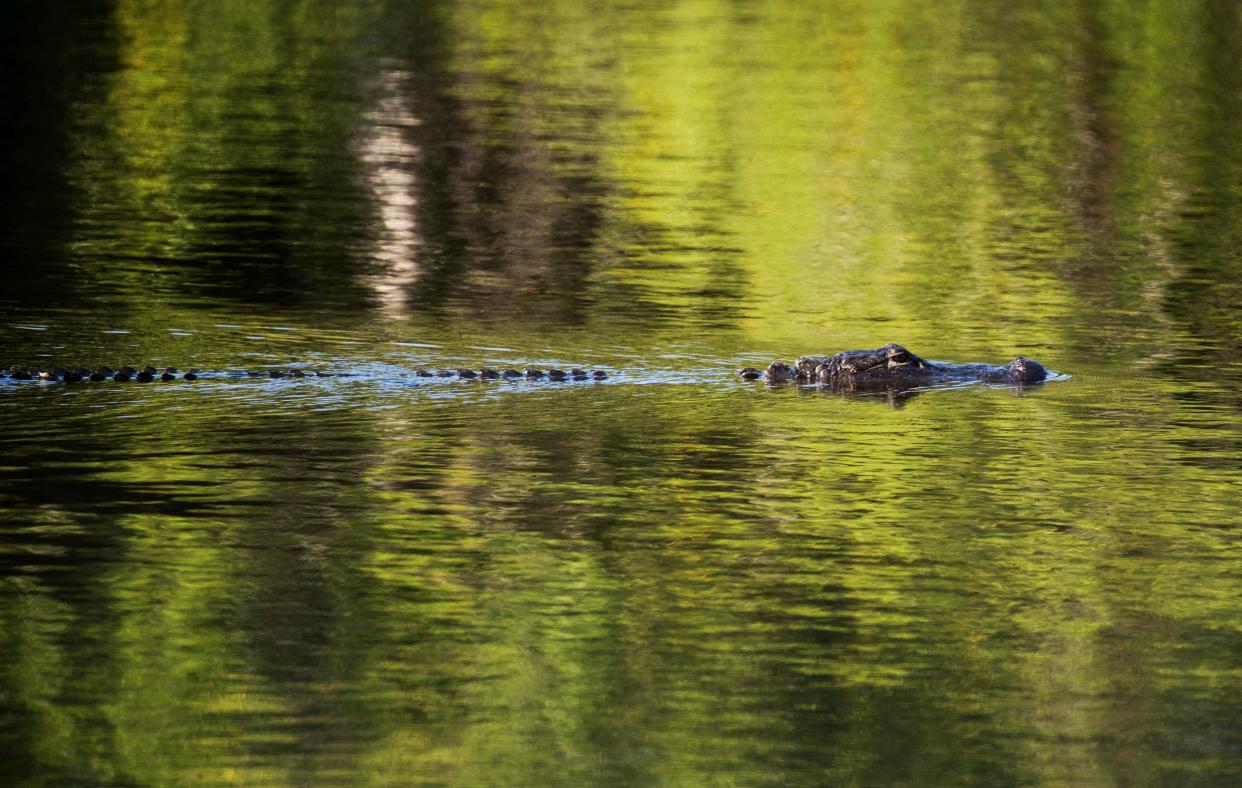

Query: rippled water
[[4, 1, 1242, 785]]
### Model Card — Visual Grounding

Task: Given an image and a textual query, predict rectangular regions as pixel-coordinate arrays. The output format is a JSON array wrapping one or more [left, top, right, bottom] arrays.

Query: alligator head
[[816, 343, 930, 383], [742, 343, 1051, 389]]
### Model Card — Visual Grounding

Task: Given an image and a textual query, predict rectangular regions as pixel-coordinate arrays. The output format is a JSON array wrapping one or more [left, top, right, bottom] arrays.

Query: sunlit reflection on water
[[359, 64, 425, 315]]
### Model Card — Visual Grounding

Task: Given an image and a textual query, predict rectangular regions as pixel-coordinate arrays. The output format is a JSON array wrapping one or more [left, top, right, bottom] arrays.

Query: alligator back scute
[[2, 365, 612, 385]]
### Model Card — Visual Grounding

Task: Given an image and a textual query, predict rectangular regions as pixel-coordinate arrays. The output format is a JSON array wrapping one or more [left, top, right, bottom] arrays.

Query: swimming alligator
[[4, 344, 1049, 390], [1, 364, 609, 384], [739, 344, 1048, 388]]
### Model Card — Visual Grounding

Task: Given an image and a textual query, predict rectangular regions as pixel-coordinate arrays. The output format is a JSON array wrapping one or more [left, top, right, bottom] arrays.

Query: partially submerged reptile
[[2, 365, 609, 384], [4, 344, 1050, 390], [739, 343, 1049, 387]]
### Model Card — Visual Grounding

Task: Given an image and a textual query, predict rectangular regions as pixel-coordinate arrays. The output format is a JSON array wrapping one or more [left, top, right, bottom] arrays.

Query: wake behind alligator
[[739, 343, 1051, 388]]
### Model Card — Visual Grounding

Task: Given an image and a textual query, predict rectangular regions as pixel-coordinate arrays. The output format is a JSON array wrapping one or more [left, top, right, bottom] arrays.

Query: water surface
[[3, 1, 1242, 784]]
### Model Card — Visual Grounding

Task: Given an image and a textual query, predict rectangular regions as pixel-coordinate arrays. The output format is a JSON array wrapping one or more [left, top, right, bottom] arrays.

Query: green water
[[3, 1, 1242, 784]]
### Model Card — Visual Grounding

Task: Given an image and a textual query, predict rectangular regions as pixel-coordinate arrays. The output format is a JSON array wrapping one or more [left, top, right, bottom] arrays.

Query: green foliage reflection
[[3, 0, 1242, 785]]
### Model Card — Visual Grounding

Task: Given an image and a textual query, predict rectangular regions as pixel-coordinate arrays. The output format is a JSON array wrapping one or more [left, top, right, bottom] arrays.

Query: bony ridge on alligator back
[[739, 343, 1050, 387], [1, 364, 611, 384]]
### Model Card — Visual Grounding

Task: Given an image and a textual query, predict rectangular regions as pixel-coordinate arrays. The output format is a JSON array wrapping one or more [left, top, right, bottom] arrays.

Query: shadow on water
[[0, 1, 117, 308]]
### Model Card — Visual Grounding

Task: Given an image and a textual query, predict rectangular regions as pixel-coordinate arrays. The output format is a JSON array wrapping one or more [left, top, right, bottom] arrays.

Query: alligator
[[4, 344, 1049, 390], [1, 364, 609, 384], [739, 343, 1048, 388]]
